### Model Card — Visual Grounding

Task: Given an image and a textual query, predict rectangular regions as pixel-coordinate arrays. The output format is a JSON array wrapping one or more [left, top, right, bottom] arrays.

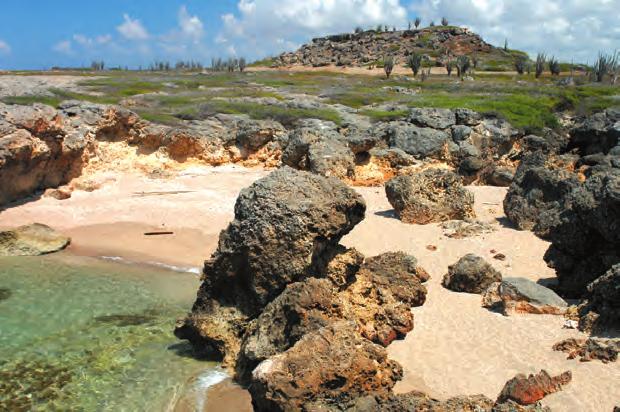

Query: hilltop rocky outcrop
[[275, 26, 503, 68], [0, 101, 522, 206], [504, 108, 620, 332]]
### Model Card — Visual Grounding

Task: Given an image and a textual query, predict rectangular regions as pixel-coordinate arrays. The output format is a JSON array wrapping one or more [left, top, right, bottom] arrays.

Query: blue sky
[[0, 0, 618, 70]]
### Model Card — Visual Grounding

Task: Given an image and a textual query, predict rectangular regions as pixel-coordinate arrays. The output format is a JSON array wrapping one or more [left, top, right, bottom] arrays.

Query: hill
[[274, 26, 528, 72]]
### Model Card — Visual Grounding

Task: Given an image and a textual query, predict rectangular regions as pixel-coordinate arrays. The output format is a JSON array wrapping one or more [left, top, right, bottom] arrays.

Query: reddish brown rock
[[553, 338, 619, 363], [497, 370, 572, 405], [249, 321, 403, 412]]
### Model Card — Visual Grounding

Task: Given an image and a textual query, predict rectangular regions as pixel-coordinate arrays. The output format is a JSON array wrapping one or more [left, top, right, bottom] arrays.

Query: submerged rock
[[385, 169, 475, 225], [442, 254, 502, 294], [0, 224, 70, 256], [482, 277, 568, 315]]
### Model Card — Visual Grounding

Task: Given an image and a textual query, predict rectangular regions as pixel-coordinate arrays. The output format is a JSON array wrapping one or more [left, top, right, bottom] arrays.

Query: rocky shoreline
[[1, 98, 619, 410], [1, 100, 525, 207]]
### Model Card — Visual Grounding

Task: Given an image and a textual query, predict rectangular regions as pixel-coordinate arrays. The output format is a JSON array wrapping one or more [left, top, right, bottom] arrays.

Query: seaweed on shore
[[0, 288, 11, 302]]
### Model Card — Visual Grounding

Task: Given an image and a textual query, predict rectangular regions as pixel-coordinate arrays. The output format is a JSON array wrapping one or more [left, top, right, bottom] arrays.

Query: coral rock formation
[[385, 169, 475, 224]]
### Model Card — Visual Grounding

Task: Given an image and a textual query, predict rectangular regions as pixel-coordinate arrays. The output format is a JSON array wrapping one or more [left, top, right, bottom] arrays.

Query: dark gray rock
[[482, 277, 568, 315], [387, 122, 450, 159], [175, 167, 366, 364], [282, 127, 355, 178], [442, 254, 502, 294], [484, 166, 515, 187], [569, 108, 620, 155], [587, 264, 620, 328], [235, 119, 286, 151], [408, 108, 456, 129], [455, 108, 483, 126], [451, 125, 473, 142]]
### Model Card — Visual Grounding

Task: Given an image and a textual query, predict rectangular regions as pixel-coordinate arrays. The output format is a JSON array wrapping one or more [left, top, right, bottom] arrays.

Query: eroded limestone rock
[[385, 169, 475, 224], [0, 224, 70, 256]]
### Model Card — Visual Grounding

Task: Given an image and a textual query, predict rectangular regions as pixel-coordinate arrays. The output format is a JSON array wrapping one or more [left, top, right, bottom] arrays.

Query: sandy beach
[[1, 166, 618, 411]]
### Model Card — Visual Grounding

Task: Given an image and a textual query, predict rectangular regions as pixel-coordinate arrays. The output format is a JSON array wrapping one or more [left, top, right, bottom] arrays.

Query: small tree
[[504, 38, 508, 52], [548, 56, 561, 76], [414, 17, 421, 28], [239, 57, 247, 72], [535, 53, 546, 78], [430, 21, 435, 27], [384, 25, 390, 32], [376, 24, 383, 32], [408, 21, 411, 30], [355, 26, 364, 34], [407, 53, 423, 77], [383, 55, 395, 79], [441, 17, 449, 26], [514, 55, 527, 75], [471, 53, 479, 70], [456, 55, 471, 78]]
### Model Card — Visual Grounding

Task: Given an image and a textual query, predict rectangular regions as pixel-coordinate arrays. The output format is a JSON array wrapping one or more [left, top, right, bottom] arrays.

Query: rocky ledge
[[1, 101, 523, 207], [0, 223, 70, 256]]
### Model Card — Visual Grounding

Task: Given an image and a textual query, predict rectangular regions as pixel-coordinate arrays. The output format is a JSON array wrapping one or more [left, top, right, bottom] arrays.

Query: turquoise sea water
[[0, 254, 221, 411]]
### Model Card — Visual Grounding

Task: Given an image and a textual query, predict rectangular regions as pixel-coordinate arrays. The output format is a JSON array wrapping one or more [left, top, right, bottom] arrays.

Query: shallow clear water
[[0, 254, 219, 411]]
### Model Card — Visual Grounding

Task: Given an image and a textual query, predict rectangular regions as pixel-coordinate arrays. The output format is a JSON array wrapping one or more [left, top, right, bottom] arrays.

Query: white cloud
[[53, 40, 73, 55], [117, 14, 149, 40], [0, 39, 10, 54], [409, 0, 620, 62], [72, 34, 113, 48], [178, 5, 204, 43], [219, 0, 408, 58]]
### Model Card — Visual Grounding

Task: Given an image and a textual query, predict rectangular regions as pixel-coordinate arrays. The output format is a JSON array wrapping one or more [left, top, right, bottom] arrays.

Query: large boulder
[[387, 122, 451, 159], [504, 151, 620, 298], [282, 127, 355, 178], [385, 169, 475, 224], [175, 167, 365, 365], [408, 108, 456, 129], [568, 108, 620, 155], [249, 321, 403, 412], [0, 224, 70, 256], [585, 264, 620, 328], [482, 277, 568, 315], [503, 153, 580, 231], [342, 253, 428, 346], [236, 278, 343, 383], [235, 251, 429, 382], [442, 254, 502, 294]]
